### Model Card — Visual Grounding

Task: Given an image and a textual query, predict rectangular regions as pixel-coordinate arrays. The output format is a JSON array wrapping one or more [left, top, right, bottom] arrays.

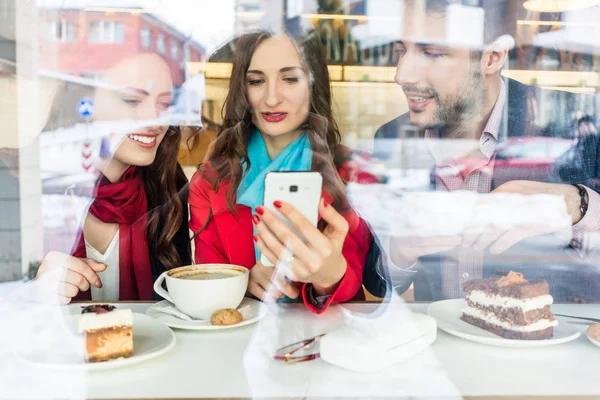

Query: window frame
[[171, 39, 179, 60], [88, 20, 125, 44], [47, 19, 76, 42], [140, 26, 152, 49], [156, 32, 166, 54]]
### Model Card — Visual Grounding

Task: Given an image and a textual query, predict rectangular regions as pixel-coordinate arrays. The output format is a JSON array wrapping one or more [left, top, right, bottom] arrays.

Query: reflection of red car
[[335, 146, 383, 184], [431, 138, 574, 185]]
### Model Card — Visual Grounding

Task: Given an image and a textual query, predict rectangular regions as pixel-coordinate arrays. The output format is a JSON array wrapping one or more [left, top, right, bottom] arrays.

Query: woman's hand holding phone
[[253, 198, 349, 295]]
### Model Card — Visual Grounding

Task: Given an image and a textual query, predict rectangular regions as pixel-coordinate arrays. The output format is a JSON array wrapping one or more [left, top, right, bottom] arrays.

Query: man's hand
[[460, 180, 577, 254], [493, 180, 583, 224]]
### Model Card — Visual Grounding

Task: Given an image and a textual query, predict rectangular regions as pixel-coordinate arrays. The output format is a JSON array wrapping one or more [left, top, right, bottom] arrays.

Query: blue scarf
[[237, 128, 313, 262]]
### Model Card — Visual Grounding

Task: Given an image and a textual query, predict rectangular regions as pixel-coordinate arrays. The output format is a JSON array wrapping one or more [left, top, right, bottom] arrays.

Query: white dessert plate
[[587, 329, 600, 348], [427, 299, 580, 348], [15, 313, 176, 371], [146, 297, 265, 330]]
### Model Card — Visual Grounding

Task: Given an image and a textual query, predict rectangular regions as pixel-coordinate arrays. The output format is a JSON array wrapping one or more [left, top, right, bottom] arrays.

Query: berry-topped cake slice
[[461, 271, 557, 340], [78, 304, 133, 362]]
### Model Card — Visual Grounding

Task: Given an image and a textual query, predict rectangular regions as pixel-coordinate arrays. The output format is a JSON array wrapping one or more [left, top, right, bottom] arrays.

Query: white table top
[[3, 301, 599, 399]]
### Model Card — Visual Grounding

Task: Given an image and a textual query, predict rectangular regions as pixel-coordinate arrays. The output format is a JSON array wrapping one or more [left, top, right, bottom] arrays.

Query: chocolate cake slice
[[460, 271, 557, 340]]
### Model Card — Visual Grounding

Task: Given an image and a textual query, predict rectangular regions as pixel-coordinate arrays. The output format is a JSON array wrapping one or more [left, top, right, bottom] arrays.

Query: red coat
[[188, 167, 372, 314]]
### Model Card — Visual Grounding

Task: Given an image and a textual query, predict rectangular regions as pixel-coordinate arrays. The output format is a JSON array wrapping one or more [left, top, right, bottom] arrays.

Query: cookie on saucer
[[210, 308, 243, 326], [588, 323, 600, 341]]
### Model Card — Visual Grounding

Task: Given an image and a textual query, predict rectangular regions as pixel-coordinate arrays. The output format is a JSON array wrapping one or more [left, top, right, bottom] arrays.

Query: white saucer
[[427, 299, 580, 348], [587, 327, 600, 348], [146, 297, 265, 330], [15, 313, 176, 371]]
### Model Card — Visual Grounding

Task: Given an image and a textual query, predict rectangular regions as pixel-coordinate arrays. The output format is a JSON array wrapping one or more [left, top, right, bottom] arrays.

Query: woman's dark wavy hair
[[204, 31, 346, 213], [141, 125, 189, 270]]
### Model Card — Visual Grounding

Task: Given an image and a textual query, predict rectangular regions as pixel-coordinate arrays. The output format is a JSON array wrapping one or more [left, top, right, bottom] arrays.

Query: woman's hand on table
[[247, 260, 300, 301], [253, 199, 348, 295], [33, 251, 106, 304]]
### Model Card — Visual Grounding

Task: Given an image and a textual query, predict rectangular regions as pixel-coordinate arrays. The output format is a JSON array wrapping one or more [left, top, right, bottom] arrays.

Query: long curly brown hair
[[141, 125, 189, 270], [205, 31, 346, 212]]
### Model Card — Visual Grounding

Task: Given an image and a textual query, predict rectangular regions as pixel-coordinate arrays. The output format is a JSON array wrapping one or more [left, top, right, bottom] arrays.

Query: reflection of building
[[205, 0, 600, 149], [235, 0, 283, 34], [38, 6, 205, 87], [235, 0, 265, 32], [0, 0, 21, 283], [0, 0, 43, 283]]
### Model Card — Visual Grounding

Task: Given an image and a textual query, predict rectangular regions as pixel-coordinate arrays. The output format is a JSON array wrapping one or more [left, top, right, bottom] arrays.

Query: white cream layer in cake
[[466, 290, 554, 312], [462, 306, 558, 332], [78, 309, 133, 333]]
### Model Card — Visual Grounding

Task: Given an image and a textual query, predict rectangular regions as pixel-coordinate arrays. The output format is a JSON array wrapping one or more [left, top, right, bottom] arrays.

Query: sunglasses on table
[[272, 334, 326, 364]]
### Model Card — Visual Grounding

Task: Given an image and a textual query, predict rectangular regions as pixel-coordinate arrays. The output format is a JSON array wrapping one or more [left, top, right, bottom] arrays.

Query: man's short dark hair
[[578, 115, 596, 127]]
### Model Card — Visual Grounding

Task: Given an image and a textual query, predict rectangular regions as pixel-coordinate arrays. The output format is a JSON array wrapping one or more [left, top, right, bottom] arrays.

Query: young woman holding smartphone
[[188, 32, 375, 313]]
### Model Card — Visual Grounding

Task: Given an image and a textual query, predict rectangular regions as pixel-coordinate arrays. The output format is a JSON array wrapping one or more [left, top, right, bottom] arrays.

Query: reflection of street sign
[[82, 140, 93, 172], [78, 98, 94, 172], [77, 98, 94, 119]]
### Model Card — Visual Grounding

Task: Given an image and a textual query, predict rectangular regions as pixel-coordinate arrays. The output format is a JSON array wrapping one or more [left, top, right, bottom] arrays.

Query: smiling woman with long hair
[[36, 53, 191, 302], [188, 31, 375, 313]]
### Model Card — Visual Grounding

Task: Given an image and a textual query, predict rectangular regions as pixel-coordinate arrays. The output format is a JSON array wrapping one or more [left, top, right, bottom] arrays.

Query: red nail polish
[[273, 201, 282, 209], [322, 199, 328, 208], [256, 206, 264, 215], [253, 235, 258, 242], [252, 215, 260, 225]]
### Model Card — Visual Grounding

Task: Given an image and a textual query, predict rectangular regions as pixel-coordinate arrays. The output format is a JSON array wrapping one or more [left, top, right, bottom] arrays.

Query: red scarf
[[73, 166, 154, 300]]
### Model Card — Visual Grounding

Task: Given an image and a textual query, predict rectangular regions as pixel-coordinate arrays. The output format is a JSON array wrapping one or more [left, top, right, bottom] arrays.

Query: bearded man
[[374, 0, 600, 301]]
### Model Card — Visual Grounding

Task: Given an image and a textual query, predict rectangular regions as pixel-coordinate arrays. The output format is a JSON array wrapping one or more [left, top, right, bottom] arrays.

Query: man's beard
[[405, 70, 488, 139]]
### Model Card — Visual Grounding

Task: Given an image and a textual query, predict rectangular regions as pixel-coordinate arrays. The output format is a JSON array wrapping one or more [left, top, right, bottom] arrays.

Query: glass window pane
[[140, 27, 151, 49], [6, 2, 600, 398], [65, 21, 76, 42], [88, 20, 100, 43], [156, 33, 166, 54], [171, 39, 179, 60], [114, 21, 124, 44]]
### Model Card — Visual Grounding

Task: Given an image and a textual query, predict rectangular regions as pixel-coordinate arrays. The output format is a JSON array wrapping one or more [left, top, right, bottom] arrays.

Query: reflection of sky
[[38, 0, 236, 53]]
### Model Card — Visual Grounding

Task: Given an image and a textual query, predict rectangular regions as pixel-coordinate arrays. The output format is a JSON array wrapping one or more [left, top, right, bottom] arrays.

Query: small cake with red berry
[[78, 305, 133, 362]]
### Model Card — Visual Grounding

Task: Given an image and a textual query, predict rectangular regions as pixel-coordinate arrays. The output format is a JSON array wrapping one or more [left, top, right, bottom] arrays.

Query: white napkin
[[320, 312, 437, 372]]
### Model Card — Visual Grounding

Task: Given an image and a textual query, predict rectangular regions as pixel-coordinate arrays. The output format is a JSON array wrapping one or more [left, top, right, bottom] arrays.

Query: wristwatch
[[573, 184, 589, 219], [306, 284, 331, 308], [568, 184, 589, 254]]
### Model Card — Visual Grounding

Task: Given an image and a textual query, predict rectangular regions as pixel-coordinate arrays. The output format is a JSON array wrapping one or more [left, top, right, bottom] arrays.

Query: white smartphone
[[261, 171, 323, 267]]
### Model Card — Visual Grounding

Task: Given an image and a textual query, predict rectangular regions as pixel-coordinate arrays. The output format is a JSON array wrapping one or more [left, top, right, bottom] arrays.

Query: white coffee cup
[[153, 264, 249, 320]]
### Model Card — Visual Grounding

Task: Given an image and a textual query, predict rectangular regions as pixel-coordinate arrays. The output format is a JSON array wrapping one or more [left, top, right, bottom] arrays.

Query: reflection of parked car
[[430, 138, 575, 187], [335, 146, 385, 184], [493, 138, 574, 179]]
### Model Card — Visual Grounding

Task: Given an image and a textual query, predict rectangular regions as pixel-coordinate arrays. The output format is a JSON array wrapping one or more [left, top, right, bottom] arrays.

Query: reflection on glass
[[1, 1, 600, 398]]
